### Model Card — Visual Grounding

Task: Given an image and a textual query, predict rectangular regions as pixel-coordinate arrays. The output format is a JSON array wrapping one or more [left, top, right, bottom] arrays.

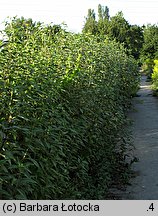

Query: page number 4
[[148, 203, 154, 212]]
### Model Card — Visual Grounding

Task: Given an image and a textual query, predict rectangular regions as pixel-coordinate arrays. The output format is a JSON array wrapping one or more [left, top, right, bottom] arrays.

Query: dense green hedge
[[0, 18, 139, 199], [152, 60, 158, 92]]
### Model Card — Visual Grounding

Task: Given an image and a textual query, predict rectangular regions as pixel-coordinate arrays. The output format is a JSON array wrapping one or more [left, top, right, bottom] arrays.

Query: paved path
[[121, 75, 158, 199]]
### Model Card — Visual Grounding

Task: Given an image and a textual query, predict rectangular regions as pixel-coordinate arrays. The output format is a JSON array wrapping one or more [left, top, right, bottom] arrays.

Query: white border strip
[[0, 200, 157, 216]]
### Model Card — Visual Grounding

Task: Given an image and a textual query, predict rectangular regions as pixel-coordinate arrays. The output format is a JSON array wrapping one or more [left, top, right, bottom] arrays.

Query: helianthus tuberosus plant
[[152, 60, 158, 93], [0, 17, 139, 199]]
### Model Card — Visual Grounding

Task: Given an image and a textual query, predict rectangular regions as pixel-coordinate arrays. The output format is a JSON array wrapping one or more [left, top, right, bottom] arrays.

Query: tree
[[83, 5, 144, 60], [107, 12, 144, 60], [103, 6, 110, 21], [97, 5, 110, 36], [98, 4, 110, 21], [82, 9, 98, 34], [108, 12, 130, 44], [140, 24, 158, 61], [98, 4, 103, 21], [128, 25, 144, 60]]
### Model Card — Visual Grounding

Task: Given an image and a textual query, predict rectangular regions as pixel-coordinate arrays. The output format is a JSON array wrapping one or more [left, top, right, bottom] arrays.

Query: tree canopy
[[83, 5, 144, 61], [140, 24, 158, 61]]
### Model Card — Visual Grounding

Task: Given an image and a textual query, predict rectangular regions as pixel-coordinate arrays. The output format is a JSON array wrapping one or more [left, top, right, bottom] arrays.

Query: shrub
[[0, 17, 139, 199], [152, 59, 158, 92], [142, 58, 154, 79]]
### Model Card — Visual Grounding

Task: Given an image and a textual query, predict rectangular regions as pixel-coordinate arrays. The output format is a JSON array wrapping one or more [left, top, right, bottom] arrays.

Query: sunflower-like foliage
[[0, 17, 139, 199]]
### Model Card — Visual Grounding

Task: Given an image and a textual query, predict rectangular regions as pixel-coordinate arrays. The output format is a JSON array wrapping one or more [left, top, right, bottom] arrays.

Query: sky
[[0, 0, 158, 33]]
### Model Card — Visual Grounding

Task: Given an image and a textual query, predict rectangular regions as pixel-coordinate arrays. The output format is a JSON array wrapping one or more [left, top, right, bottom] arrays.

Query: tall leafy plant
[[0, 17, 139, 199]]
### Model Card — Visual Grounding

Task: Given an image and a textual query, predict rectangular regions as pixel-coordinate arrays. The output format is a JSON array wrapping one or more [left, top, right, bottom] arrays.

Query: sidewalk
[[122, 75, 158, 199]]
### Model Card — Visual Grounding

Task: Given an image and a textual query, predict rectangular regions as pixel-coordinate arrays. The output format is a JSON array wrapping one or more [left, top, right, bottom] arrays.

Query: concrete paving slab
[[118, 75, 158, 199]]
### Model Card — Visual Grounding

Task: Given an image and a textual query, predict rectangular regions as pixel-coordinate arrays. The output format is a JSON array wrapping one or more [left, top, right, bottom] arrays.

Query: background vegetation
[[83, 4, 158, 93], [83, 4, 144, 61]]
